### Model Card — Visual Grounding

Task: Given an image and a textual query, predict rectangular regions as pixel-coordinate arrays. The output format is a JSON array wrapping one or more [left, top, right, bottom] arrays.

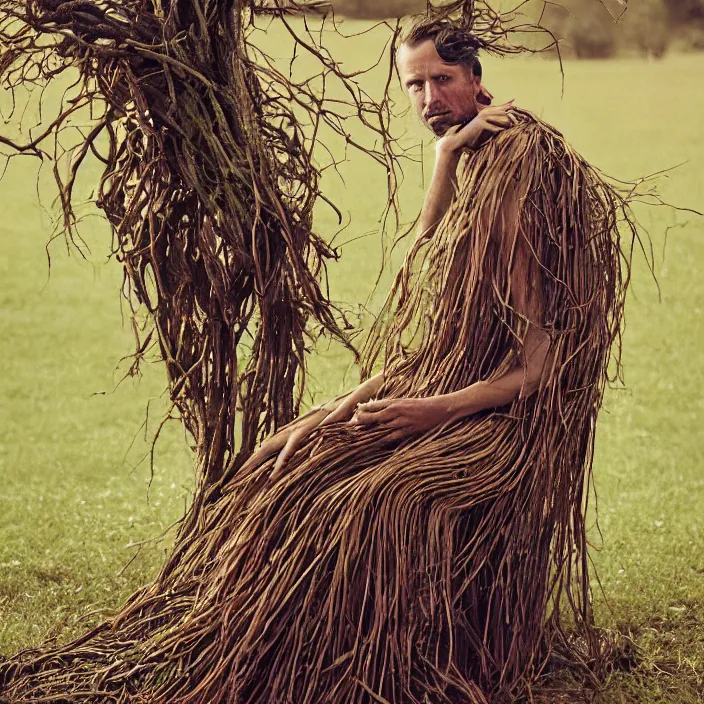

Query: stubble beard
[[426, 113, 459, 137], [425, 103, 479, 138]]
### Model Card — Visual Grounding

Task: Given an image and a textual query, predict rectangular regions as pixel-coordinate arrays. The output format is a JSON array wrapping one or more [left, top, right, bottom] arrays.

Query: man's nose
[[423, 81, 440, 111]]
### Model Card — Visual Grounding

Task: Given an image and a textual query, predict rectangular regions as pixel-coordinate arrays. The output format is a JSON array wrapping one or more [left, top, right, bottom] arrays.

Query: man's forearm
[[437, 328, 552, 421], [360, 371, 385, 395], [320, 371, 385, 412], [440, 369, 539, 422], [418, 149, 460, 237]]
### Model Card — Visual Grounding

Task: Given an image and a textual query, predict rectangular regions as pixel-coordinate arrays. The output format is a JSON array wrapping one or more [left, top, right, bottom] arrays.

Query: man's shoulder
[[480, 106, 586, 184], [460, 105, 589, 193], [502, 107, 568, 154]]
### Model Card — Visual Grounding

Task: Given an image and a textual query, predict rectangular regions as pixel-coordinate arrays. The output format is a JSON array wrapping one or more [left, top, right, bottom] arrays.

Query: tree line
[[326, 0, 704, 59], [542, 0, 704, 59]]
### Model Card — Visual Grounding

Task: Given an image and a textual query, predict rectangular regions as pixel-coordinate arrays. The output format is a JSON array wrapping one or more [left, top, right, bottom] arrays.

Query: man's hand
[[239, 407, 330, 480], [350, 396, 454, 443], [254, 372, 384, 480], [436, 100, 516, 156]]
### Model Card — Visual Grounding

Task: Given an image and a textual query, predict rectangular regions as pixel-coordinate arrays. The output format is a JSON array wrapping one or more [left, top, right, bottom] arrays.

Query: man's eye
[[437, 75, 450, 82], [410, 83, 423, 92]]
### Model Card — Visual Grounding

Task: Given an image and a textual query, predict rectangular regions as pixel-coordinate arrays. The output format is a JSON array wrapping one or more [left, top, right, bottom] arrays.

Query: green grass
[[1, 28, 703, 701]]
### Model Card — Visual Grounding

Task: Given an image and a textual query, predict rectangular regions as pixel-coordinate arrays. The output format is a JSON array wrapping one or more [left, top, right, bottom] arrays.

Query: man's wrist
[[360, 372, 384, 393], [418, 394, 467, 426], [434, 143, 462, 164], [435, 384, 486, 424]]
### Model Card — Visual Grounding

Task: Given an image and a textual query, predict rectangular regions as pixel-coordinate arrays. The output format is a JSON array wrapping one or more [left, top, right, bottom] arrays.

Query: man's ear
[[476, 82, 493, 106]]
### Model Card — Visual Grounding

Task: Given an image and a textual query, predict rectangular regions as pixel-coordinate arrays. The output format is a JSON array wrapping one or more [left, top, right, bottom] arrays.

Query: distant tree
[[621, 0, 669, 58], [662, 0, 704, 24], [538, 0, 678, 59], [566, 0, 619, 58], [330, 0, 425, 18]]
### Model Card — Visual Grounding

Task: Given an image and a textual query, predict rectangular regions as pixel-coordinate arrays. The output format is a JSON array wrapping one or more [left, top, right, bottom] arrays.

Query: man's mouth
[[425, 111, 450, 123]]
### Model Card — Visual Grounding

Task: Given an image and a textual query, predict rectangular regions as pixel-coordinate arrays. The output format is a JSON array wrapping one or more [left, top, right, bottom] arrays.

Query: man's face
[[397, 39, 481, 137]]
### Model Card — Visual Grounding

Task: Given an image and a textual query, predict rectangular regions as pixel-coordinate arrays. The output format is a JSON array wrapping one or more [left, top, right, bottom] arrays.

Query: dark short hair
[[399, 19, 483, 78]]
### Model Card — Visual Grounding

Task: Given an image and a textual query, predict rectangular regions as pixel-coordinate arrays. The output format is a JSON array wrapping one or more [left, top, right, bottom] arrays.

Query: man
[[228, 18, 623, 701], [261, 21, 552, 479]]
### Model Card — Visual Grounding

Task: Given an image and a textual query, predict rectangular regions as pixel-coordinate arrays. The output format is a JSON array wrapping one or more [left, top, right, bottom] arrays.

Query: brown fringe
[[1, 108, 648, 703]]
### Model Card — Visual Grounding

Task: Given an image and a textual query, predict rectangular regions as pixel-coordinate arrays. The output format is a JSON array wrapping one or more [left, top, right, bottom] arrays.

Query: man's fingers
[[482, 113, 512, 128], [483, 104, 511, 118], [384, 429, 407, 443], [271, 427, 310, 476], [272, 446, 295, 476], [481, 116, 513, 134], [357, 399, 392, 413], [484, 103, 515, 118], [483, 119, 510, 131], [318, 408, 341, 426], [240, 448, 268, 475], [243, 430, 289, 473], [489, 121, 512, 133], [318, 404, 347, 426], [273, 441, 295, 474], [355, 406, 397, 425], [353, 412, 380, 426], [475, 101, 514, 125]]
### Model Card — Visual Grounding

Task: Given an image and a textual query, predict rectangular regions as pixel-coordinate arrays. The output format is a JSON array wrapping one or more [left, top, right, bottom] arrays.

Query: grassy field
[[0, 26, 703, 702]]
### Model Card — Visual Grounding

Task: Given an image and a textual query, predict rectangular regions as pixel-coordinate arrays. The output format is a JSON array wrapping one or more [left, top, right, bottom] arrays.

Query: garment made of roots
[[0, 109, 627, 703]]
